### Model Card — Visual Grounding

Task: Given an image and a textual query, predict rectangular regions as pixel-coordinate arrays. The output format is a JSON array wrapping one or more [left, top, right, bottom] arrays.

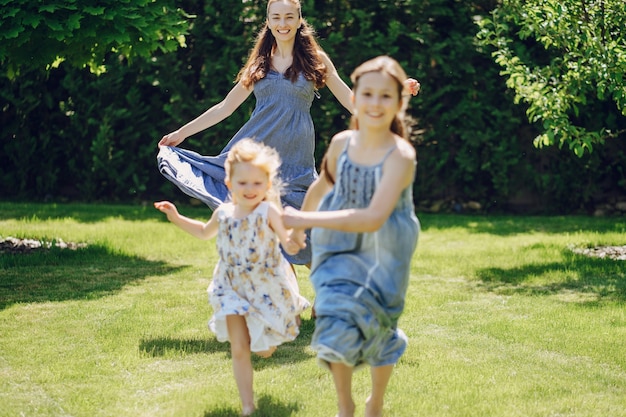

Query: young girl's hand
[[154, 201, 178, 217], [288, 228, 307, 250], [282, 238, 302, 256], [404, 78, 421, 96]]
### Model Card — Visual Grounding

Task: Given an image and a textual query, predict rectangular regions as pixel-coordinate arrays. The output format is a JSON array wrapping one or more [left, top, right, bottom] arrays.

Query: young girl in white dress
[[155, 138, 310, 416]]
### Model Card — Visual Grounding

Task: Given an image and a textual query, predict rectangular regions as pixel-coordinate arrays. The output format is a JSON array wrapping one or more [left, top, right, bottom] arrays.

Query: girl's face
[[267, 0, 301, 42], [227, 162, 270, 209], [353, 72, 402, 130]]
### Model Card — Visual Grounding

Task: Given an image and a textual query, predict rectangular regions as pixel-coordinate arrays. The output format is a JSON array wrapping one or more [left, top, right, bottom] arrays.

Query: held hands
[[282, 206, 307, 255], [282, 206, 306, 230], [282, 235, 304, 256], [158, 130, 185, 147], [404, 78, 421, 96], [288, 228, 307, 249]]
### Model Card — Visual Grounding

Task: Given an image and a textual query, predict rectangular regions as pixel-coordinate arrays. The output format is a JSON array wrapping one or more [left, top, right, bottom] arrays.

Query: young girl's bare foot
[[254, 345, 277, 358], [335, 399, 355, 417], [364, 395, 383, 417], [241, 405, 255, 416]]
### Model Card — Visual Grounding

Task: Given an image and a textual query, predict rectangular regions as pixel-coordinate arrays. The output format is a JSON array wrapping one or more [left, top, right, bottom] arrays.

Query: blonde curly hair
[[224, 138, 284, 206]]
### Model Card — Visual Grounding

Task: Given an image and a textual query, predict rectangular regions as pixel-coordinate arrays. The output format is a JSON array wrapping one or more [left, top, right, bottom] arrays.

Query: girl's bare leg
[[329, 362, 356, 417], [226, 315, 255, 416], [365, 364, 394, 417]]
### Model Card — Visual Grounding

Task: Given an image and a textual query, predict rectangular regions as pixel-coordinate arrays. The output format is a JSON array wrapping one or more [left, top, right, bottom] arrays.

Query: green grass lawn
[[1, 202, 625, 417]]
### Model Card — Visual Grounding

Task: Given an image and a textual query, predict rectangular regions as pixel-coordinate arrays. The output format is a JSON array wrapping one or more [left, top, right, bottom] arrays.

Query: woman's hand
[[158, 130, 185, 147]]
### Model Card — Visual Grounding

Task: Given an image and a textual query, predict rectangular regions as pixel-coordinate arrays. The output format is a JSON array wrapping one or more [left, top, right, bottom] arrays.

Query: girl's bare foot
[[335, 399, 355, 417], [241, 405, 255, 416], [364, 395, 383, 417], [254, 345, 277, 358]]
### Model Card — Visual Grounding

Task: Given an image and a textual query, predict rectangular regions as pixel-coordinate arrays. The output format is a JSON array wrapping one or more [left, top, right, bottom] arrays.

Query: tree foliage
[[0, 0, 192, 77], [477, 0, 626, 156], [1, 0, 624, 212]]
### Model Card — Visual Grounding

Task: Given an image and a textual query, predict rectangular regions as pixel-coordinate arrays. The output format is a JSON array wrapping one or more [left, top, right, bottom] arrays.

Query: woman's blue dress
[[158, 70, 317, 264]]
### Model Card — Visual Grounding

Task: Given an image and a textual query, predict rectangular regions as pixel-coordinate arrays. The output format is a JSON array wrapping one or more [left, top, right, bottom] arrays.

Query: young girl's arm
[[283, 140, 416, 233], [266, 202, 301, 255], [154, 201, 219, 240]]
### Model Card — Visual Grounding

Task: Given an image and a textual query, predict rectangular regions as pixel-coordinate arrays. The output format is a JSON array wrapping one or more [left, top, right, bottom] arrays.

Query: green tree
[[0, 0, 192, 77], [477, 0, 626, 156]]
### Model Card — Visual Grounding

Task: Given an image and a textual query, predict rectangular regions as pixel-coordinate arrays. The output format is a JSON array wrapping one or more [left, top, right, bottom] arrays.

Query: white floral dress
[[208, 201, 310, 352]]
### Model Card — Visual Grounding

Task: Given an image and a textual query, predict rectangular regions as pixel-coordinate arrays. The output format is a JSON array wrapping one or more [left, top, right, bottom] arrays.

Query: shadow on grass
[[476, 250, 626, 303], [139, 336, 230, 356], [419, 213, 626, 236], [0, 201, 209, 223], [202, 394, 300, 417], [0, 245, 183, 310], [139, 318, 316, 367]]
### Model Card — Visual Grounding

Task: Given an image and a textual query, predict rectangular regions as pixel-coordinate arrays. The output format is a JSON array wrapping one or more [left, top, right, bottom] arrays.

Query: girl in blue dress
[[157, 0, 420, 266], [283, 56, 420, 417]]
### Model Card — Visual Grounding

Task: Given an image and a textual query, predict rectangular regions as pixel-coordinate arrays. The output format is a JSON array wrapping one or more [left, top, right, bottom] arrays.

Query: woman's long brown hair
[[236, 0, 328, 89]]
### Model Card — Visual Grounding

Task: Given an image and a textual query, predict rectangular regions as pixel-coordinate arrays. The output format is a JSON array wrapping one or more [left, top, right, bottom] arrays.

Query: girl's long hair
[[236, 0, 327, 89], [349, 56, 410, 140]]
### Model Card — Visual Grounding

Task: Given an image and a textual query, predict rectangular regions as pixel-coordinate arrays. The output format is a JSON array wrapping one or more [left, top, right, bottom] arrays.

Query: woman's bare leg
[[329, 362, 356, 417], [226, 315, 255, 416], [365, 364, 394, 417]]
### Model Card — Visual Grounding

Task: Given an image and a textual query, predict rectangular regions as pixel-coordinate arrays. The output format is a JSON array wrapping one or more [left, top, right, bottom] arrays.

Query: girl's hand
[[288, 228, 307, 250], [404, 78, 421, 96], [154, 201, 178, 216], [282, 238, 302, 256], [282, 206, 305, 229], [158, 130, 185, 147]]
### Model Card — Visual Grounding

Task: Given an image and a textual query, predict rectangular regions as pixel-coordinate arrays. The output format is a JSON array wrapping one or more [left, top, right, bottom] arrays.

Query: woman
[[158, 0, 419, 265]]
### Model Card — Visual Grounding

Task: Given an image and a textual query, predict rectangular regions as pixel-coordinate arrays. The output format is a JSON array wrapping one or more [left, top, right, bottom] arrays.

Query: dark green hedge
[[1, 0, 624, 213]]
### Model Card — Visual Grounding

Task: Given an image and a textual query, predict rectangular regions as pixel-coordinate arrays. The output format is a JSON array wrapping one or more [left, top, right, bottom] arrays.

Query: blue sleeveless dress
[[158, 70, 317, 264], [310, 137, 420, 369]]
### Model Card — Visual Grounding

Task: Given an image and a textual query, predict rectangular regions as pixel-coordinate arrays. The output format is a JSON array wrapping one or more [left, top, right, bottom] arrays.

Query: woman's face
[[267, 0, 301, 42]]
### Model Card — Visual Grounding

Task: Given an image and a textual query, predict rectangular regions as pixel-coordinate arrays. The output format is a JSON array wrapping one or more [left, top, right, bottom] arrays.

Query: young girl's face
[[227, 161, 270, 209], [267, 0, 301, 42], [353, 71, 401, 130]]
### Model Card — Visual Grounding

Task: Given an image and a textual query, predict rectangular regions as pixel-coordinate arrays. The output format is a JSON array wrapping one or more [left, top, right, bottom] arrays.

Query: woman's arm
[[154, 201, 219, 240], [320, 51, 421, 116], [319, 51, 354, 113], [159, 81, 253, 147]]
